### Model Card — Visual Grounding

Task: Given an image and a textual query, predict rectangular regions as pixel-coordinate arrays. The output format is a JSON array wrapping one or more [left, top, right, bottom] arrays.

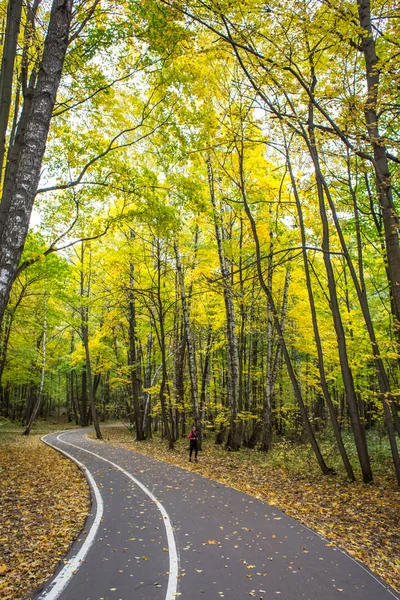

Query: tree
[[0, 0, 75, 322]]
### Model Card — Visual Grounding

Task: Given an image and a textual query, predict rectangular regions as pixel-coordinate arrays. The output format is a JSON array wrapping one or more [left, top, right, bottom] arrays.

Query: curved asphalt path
[[36, 428, 399, 600]]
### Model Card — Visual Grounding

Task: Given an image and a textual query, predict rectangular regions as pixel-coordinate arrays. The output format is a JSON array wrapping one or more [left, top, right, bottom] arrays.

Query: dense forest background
[[0, 0, 399, 484]]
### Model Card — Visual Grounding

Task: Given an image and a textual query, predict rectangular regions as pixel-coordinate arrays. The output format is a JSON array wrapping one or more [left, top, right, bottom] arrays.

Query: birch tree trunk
[[155, 240, 174, 449], [23, 290, 46, 435], [128, 245, 145, 440], [0, 0, 74, 323], [207, 157, 241, 451], [142, 331, 153, 436], [174, 241, 201, 442], [260, 269, 290, 453]]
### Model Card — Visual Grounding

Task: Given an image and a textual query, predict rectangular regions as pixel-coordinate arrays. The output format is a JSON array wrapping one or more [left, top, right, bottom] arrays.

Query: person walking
[[188, 426, 199, 462]]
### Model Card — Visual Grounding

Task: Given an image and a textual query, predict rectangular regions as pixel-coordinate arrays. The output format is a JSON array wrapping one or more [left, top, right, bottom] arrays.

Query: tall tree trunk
[[260, 211, 274, 452], [80, 367, 88, 426], [286, 146, 355, 481], [79, 242, 101, 439], [207, 157, 241, 451], [200, 328, 212, 428], [0, 0, 23, 179], [81, 318, 101, 439], [238, 217, 246, 415], [260, 269, 290, 453], [0, 0, 74, 323], [142, 332, 153, 437], [319, 155, 400, 484], [23, 290, 47, 435], [128, 241, 145, 440], [155, 240, 173, 449], [236, 141, 331, 476], [305, 92, 372, 483], [174, 241, 201, 442], [356, 0, 400, 339]]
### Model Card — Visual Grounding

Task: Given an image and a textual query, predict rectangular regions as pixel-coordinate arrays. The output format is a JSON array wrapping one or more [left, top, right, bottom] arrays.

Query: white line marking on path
[[39, 434, 104, 600], [44, 431, 179, 600]]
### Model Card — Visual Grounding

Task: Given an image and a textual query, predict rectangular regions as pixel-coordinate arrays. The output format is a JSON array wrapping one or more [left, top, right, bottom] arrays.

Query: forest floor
[[99, 425, 400, 593], [0, 421, 90, 600]]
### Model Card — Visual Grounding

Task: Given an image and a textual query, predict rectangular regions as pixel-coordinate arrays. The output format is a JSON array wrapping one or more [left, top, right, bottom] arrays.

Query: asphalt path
[[36, 428, 399, 600]]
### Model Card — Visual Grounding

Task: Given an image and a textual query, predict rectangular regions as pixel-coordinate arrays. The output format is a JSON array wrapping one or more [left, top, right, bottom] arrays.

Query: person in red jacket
[[188, 426, 199, 462]]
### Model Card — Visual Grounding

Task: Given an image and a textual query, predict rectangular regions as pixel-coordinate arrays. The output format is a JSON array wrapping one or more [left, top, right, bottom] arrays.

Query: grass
[[0, 416, 81, 434]]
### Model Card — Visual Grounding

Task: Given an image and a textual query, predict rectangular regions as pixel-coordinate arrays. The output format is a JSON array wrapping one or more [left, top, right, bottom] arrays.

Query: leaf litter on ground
[[0, 433, 89, 600], [97, 426, 400, 593]]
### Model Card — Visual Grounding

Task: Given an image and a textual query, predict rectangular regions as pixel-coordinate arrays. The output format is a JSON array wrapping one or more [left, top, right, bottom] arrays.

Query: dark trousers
[[189, 440, 198, 459]]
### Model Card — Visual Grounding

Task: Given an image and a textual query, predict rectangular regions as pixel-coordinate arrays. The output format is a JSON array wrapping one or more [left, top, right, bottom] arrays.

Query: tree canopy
[[0, 0, 399, 484]]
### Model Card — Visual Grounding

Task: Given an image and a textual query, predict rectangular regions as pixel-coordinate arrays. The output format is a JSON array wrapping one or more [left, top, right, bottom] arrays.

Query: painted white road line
[[56, 431, 180, 600], [39, 434, 104, 600]]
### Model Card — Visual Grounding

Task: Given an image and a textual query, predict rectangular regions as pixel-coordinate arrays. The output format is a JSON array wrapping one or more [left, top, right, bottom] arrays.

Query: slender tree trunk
[[80, 367, 88, 426], [200, 328, 212, 425], [260, 212, 274, 452], [79, 242, 101, 439], [207, 157, 241, 451], [305, 94, 372, 482], [155, 240, 173, 449], [260, 269, 290, 453], [128, 242, 145, 440], [70, 370, 78, 425], [174, 241, 201, 443], [142, 333, 153, 435], [319, 156, 400, 484], [286, 147, 355, 481], [236, 141, 331, 475], [0, 0, 23, 180], [23, 290, 47, 435], [81, 319, 101, 439]]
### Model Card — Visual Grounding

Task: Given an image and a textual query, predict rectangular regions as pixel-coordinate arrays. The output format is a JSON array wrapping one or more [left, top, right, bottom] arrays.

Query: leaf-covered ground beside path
[[0, 433, 90, 600], [99, 426, 400, 592]]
